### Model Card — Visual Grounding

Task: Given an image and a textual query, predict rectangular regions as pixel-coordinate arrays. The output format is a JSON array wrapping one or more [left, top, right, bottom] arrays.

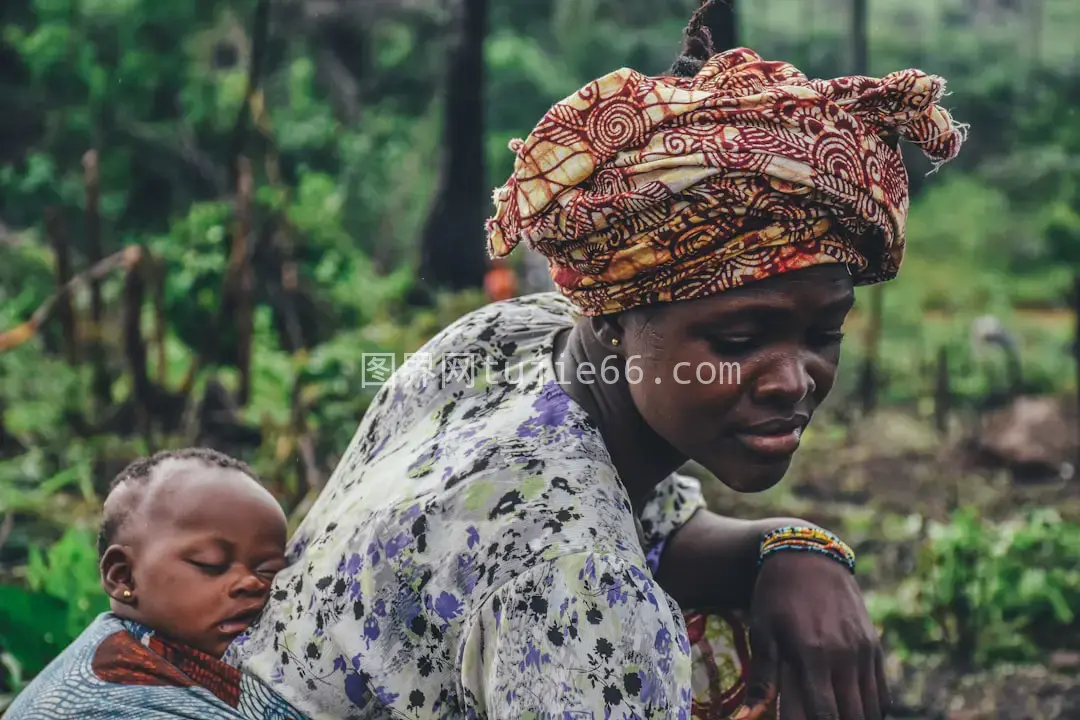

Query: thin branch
[[316, 46, 362, 124], [46, 207, 79, 364], [0, 512, 13, 552], [115, 116, 227, 194], [152, 256, 168, 386], [82, 150, 105, 323], [227, 0, 272, 181], [83, 149, 113, 409], [0, 246, 143, 354], [233, 157, 255, 406], [122, 248, 154, 449]]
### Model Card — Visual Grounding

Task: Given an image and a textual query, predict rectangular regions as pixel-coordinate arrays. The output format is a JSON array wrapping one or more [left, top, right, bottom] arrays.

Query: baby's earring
[[122, 590, 132, 599]]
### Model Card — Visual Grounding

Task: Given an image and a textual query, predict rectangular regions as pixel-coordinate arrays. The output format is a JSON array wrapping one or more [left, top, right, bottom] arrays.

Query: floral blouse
[[226, 294, 706, 719]]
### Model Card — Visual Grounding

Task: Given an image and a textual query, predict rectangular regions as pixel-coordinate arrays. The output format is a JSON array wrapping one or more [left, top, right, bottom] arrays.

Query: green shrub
[[868, 508, 1080, 668], [0, 527, 107, 687]]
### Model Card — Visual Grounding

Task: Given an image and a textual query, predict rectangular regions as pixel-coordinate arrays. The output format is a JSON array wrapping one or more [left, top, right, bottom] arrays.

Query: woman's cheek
[[809, 353, 841, 398]]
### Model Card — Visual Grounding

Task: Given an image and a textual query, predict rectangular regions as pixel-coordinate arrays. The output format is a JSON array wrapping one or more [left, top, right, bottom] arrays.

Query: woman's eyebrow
[[689, 291, 855, 331], [820, 293, 856, 314], [691, 301, 797, 326]]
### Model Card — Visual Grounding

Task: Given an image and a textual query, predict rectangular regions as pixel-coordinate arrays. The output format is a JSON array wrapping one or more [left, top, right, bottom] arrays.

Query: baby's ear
[[100, 546, 136, 605]]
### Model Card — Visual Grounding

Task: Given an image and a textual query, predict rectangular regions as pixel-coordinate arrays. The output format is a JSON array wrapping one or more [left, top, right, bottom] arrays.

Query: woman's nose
[[751, 352, 815, 405]]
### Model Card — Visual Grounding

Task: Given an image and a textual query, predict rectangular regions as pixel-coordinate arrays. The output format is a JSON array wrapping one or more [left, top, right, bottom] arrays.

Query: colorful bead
[[758, 526, 856, 574]]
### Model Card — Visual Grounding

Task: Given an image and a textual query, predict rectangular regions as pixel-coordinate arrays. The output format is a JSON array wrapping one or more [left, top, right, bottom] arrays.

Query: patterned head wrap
[[485, 48, 966, 316]]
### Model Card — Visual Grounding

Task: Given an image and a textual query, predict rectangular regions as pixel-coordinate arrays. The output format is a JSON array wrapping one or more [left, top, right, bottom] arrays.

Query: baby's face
[[114, 459, 288, 657]]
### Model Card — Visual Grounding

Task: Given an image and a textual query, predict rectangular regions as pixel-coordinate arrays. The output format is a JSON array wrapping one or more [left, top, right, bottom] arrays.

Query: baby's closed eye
[[188, 559, 230, 575], [256, 560, 286, 578]]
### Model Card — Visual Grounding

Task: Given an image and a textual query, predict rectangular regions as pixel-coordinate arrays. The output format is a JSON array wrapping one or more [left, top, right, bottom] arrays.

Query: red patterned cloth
[[485, 47, 965, 316], [92, 629, 243, 707], [684, 609, 779, 720], [4, 613, 306, 719]]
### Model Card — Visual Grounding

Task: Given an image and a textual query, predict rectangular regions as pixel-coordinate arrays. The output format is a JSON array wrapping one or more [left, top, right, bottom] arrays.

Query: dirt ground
[[690, 406, 1080, 720]]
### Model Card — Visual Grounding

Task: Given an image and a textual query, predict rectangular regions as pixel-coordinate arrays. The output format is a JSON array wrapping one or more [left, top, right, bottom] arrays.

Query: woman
[[226, 14, 963, 720], [7, 8, 965, 720]]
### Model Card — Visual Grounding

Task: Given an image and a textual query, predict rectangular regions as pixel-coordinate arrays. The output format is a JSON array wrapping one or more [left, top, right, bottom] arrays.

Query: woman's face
[[615, 264, 855, 493]]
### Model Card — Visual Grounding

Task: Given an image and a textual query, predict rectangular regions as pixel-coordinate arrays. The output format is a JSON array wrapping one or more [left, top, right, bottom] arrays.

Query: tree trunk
[[851, 0, 868, 75], [852, 0, 879, 415], [45, 207, 79, 365], [702, 0, 738, 52], [83, 149, 113, 409], [1074, 275, 1080, 468], [416, 0, 488, 292]]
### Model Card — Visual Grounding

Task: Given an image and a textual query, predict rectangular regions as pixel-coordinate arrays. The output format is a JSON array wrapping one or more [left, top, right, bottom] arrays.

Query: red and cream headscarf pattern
[[485, 48, 966, 316]]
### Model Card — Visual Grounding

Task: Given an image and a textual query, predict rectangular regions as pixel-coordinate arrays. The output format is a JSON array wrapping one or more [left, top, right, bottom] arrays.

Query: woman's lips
[[733, 425, 804, 457]]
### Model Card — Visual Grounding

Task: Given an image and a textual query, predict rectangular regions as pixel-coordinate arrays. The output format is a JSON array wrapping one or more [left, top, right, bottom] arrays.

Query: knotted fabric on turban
[[484, 48, 966, 316]]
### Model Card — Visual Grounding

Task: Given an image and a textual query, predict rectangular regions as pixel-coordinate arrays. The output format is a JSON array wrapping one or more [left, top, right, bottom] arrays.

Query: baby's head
[[98, 448, 287, 657]]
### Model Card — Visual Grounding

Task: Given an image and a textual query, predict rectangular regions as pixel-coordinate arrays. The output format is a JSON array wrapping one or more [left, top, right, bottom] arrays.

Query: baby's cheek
[[155, 563, 191, 589]]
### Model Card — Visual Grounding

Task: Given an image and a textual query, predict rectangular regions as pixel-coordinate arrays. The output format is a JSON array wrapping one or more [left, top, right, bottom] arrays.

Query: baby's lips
[[218, 607, 263, 635], [218, 618, 252, 635]]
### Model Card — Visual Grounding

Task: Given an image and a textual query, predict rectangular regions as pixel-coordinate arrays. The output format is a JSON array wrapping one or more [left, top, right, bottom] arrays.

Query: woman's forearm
[[653, 508, 821, 610]]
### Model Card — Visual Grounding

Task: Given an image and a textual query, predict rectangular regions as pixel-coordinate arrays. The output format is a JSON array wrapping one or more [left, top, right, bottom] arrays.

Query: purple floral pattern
[[225, 294, 705, 719]]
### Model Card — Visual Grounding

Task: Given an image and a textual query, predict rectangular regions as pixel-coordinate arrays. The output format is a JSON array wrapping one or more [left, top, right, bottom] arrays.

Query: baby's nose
[[230, 571, 269, 597]]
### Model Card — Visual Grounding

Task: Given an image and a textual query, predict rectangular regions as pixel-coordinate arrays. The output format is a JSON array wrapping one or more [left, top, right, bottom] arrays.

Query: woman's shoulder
[[350, 293, 577, 453], [419, 292, 577, 358]]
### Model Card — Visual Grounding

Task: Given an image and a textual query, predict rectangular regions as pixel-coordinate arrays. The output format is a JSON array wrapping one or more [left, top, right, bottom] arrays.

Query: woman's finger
[[873, 643, 892, 718], [835, 663, 869, 720], [778, 663, 806, 720], [740, 616, 780, 714], [792, 653, 841, 720]]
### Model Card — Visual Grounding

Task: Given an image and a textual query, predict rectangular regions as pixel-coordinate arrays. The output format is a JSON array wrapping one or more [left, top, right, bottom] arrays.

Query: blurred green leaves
[[869, 509, 1080, 668]]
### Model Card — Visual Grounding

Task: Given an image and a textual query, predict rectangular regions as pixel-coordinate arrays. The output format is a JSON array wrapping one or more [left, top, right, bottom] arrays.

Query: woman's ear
[[100, 546, 136, 605], [589, 316, 625, 352]]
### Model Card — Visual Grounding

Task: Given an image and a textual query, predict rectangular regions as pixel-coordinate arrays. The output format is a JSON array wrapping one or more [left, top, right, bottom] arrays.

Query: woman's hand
[[650, 509, 889, 718], [737, 551, 890, 720]]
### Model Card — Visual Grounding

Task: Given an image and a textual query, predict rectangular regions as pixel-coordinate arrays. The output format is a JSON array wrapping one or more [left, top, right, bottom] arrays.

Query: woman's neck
[[552, 322, 685, 509]]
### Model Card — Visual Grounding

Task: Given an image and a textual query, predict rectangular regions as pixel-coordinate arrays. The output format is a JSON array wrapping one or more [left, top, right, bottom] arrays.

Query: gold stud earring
[[611, 338, 620, 347], [123, 590, 132, 599]]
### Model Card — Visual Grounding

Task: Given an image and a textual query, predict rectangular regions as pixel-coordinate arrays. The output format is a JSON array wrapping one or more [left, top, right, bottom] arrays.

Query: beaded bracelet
[[758, 526, 856, 575]]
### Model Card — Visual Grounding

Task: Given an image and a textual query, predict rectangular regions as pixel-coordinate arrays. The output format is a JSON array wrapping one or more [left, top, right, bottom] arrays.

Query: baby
[[97, 447, 288, 658]]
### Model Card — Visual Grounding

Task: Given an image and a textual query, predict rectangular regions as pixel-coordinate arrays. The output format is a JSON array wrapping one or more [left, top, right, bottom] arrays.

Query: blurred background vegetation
[[2, 0, 1080, 716]]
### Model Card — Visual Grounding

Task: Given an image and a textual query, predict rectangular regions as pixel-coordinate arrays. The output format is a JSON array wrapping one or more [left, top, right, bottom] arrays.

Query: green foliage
[[0, 585, 71, 689], [3, 0, 1080, 699], [26, 527, 109, 640], [0, 528, 105, 685], [869, 509, 1080, 668]]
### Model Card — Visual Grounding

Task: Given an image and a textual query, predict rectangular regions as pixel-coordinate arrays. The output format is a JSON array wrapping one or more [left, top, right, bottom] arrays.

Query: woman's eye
[[809, 330, 845, 348], [708, 336, 757, 354]]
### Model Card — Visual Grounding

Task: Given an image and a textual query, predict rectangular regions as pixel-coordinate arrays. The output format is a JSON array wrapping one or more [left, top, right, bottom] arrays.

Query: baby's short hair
[[97, 447, 257, 558]]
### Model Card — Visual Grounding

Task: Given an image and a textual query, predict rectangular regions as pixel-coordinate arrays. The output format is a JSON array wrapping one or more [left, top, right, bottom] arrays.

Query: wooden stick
[[122, 251, 154, 450], [934, 346, 950, 435], [83, 149, 113, 410], [233, 157, 255, 406], [82, 151, 104, 325], [0, 246, 143, 354], [152, 256, 168, 386], [226, 0, 271, 181], [1074, 275, 1080, 468], [0, 511, 13, 552], [46, 207, 79, 364]]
